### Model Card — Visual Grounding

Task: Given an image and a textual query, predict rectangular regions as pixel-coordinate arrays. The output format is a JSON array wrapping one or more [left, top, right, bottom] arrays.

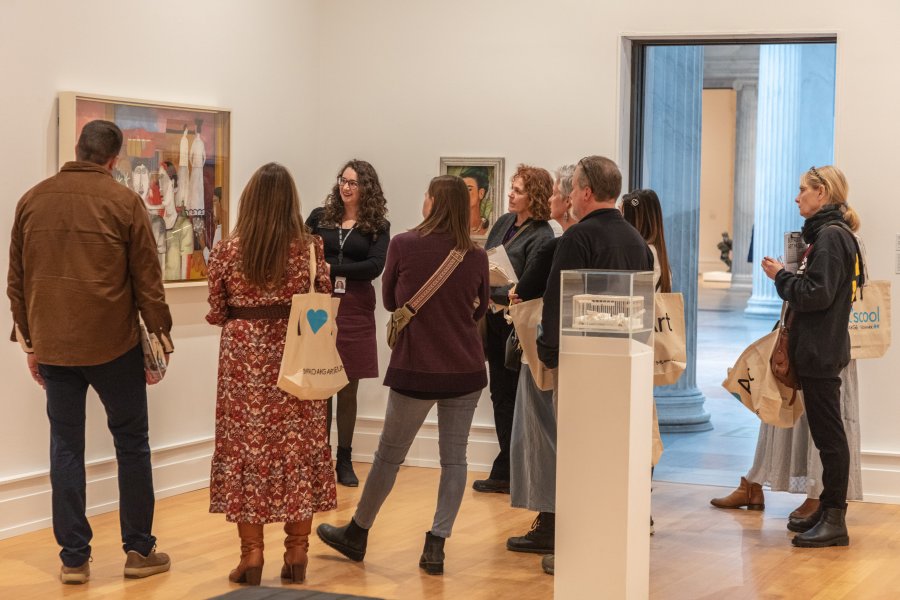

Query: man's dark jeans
[[39, 344, 157, 567]]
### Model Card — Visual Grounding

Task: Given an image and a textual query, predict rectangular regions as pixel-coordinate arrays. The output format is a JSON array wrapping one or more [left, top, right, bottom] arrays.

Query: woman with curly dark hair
[[306, 159, 390, 487], [473, 164, 554, 495]]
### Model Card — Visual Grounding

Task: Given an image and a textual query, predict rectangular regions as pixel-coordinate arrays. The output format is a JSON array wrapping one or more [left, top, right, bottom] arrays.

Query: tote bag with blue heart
[[277, 242, 349, 399]]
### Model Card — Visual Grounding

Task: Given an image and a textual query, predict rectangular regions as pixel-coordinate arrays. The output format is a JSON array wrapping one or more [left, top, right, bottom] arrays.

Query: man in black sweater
[[537, 155, 653, 369], [533, 156, 653, 576]]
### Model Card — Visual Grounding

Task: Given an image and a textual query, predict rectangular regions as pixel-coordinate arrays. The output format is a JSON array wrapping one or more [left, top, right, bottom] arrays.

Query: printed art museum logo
[[849, 306, 880, 330], [653, 310, 674, 367]]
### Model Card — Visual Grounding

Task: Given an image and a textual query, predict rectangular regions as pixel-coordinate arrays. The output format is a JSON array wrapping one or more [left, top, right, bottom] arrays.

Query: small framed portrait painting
[[439, 157, 505, 243]]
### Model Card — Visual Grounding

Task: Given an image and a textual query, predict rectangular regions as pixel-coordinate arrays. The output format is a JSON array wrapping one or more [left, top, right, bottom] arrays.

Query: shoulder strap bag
[[770, 244, 815, 401], [277, 242, 349, 399], [386, 249, 467, 349]]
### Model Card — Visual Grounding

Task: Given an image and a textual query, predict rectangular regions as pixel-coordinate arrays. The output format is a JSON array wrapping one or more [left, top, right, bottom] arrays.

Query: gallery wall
[[2, 0, 899, 538], [0, 0, 324, 537], [699, 89, 736, 275], [310, 0, 900, 502]]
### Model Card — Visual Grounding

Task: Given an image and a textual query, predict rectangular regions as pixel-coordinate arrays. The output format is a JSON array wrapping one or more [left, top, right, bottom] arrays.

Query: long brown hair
[[320, 159, 389, 236], [414, 175, 475, 252], [622, 189, 672, 293], [232, 162, 309, 287]]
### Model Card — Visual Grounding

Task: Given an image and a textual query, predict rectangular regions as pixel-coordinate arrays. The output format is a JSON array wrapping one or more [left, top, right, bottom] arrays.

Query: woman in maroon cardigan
[[317, 175, 490, 575]]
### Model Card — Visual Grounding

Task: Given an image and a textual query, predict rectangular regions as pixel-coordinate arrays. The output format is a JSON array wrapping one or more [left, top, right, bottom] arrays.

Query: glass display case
[[560, 270, 655, 351]]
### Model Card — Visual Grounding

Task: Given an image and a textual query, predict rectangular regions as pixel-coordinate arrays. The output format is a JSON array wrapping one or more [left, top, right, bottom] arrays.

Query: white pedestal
[[555, 335, 653, 600]]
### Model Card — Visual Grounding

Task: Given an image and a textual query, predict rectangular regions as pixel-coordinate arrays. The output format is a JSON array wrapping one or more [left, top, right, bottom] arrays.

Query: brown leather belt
[[227, 305, 292, 320]]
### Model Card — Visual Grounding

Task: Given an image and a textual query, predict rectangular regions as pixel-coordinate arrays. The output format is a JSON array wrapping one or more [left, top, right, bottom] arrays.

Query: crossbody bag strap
[[503, 219, 532, 247], [828, 223, 867, 300], [406, 249, 467, 312], [781, 243, 814, 328]]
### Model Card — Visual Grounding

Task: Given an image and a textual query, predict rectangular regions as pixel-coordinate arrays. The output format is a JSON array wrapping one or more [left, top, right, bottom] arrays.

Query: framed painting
[[58, 92, 230, 286], [439, 157, 505, 243]]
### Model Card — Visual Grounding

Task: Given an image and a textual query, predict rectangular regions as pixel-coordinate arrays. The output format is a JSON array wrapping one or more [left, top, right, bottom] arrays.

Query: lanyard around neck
[[337, 225, 355, 265]]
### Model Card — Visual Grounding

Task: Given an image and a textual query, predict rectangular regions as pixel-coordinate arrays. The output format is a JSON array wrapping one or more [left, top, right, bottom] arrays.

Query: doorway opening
[[628, 37, 837, 486]]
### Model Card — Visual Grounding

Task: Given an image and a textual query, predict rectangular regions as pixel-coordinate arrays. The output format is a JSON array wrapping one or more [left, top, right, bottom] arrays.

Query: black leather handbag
[[504, 328, 522, 371]]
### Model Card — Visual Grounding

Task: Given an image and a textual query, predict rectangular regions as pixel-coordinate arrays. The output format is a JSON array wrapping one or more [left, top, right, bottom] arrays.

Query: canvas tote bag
[[722, 330, 804, 428], [277, 242, 349, 399], [508, 298, 556, 391], [653, 293, 687, 386], [849, 280, 891, 359], [651, 402, 664, 467]]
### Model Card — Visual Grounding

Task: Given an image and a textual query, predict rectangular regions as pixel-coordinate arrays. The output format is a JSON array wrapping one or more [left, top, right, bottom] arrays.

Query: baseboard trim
[[0, 438, 215, 540], [5, 423, 897, 540], [861, 450, 900, 505], [0, 418, 501, 540]]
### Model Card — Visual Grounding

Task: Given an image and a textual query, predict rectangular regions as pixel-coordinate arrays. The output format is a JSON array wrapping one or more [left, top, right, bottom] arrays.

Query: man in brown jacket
[[7, 120, 174, 584]]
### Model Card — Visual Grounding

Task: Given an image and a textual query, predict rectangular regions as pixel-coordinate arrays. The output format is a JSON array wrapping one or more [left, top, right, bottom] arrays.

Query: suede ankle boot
[[281, 519, 312, 583], [792, 507, 850, 548], [710, 477, 764, 510], [419, 531, 445, 575], [317, 518, 368, 562], [336, 446, 359, 487], [506, 512, 555, 553], [229, 523, 264, 585], [787, 507, 823, 533]]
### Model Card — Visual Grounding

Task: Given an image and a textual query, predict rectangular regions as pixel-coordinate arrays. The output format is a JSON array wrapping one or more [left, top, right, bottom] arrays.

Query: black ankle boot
[[792, 507, 849, 548], [336, 446, 359, 487], [419, 531, 445, 575], [506, 512, 555, 553], [316, 518, 368, 562], [786, 507, 823, 533]]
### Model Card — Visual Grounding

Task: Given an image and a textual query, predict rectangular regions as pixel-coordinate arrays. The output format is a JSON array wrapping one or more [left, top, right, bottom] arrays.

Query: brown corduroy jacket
[[7, 161, 173, 366]]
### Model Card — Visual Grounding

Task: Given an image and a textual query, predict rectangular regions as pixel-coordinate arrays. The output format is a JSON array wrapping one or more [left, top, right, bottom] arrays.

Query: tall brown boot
[[229, 523, 264, 585], [281, 519, 312, 583], [710, 476, 764, 510]]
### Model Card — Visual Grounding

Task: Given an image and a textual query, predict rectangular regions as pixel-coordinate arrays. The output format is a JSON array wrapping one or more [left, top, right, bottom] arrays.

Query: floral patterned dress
[[206, 236, 337, 523]]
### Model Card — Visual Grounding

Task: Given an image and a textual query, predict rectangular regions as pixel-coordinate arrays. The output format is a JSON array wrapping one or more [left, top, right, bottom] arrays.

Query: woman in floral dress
[[206, 163, 337, 585]]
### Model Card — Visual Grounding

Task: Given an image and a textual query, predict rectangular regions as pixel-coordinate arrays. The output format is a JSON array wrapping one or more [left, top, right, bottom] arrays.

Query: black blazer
[[485, 212, 554, 305]]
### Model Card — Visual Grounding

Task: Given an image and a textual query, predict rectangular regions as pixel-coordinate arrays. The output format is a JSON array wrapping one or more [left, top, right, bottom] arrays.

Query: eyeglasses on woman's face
[[337, 176, 359, 190]]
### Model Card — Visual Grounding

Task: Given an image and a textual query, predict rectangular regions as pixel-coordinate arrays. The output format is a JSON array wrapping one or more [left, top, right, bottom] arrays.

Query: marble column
[[745, 45, 804, 319], [797, 44, 836, 172], [730, 81, 758, 290], [643, 46, 711, 432]]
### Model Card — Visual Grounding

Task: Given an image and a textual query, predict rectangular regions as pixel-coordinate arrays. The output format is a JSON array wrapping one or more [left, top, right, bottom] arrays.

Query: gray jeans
[[353, 389, 480, 538]]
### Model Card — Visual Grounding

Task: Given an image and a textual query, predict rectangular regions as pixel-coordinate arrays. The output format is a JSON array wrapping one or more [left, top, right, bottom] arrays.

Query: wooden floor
[[1, 464, 899, 599]]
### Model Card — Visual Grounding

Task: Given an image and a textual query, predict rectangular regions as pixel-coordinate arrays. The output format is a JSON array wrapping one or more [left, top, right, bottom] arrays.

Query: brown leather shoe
[[60, 559, 90, 584], [281, 519, 311, 583], [229, 523, 264, 585], [710, 477, 764, 510], [124, 547, 170, 579], [789, 498, 820, 520]]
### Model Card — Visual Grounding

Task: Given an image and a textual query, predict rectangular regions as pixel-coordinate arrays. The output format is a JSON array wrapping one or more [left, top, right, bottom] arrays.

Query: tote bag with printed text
[[277, 243, 349, 399]]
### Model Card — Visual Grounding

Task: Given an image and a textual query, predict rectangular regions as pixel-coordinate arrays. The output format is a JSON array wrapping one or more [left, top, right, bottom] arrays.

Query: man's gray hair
[[575, 155, 621, 201]]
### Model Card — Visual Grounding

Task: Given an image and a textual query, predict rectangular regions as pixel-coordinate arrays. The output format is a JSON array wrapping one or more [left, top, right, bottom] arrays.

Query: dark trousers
[[39, 345, 157, 567], [800, 375, 850, 509], [485, 310, 520, 481]]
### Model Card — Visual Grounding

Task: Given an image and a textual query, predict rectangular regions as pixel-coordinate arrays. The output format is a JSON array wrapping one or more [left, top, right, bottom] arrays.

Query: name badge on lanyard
[[335, 225, 355, 295], [334, 276, 347, 294]]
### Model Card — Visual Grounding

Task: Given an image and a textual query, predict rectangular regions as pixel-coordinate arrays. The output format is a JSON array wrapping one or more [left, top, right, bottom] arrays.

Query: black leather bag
[[504, 328, 522, 371]]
